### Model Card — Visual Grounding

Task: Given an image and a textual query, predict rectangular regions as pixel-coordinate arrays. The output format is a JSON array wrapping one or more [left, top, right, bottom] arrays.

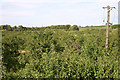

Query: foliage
[[0, 25, 12, 31], [111, 24, 120, 29], [70, 25, 79, 31], [2, 26, 119, 79]]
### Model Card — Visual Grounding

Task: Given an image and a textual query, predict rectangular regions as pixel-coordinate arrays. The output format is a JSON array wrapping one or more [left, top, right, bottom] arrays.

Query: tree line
[[0, 24, 119, 31], [0, 24, 79, 31]]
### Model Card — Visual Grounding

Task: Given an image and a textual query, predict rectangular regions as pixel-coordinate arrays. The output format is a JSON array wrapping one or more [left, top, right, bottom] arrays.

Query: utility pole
[[103, 5, 115, 53]]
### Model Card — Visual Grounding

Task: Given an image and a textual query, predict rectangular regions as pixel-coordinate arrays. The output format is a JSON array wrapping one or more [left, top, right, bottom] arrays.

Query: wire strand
[[111, 9, 116, 24], [95, 9, 106, 43], [102, 9, 106, 24], [111, 9, 118, 25]]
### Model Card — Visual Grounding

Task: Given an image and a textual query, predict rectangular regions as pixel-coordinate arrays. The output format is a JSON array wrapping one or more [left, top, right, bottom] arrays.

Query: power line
[[102, 9, 106, 24], [111, 8, 118, 24], [95, 9, 106, 43]]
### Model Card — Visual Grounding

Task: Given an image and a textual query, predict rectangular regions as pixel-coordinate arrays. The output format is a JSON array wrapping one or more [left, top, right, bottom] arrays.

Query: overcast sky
[[0, 0, 119, 27]]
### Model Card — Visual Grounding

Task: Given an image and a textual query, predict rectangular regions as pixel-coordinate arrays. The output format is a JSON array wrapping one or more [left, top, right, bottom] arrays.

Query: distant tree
[[85, 26, 89, 27], [1, 25, 12, 31], [91, 25, 93, 27], [13, 26, 17, 28], [65, 24, 71, 29], [18, 25, 23, 28], [18, 25, 27, 31], [111, 24, 120, 29], [70, 25, 79, 31], [0, 25, 1, 30], [12, 26, 17, 31]]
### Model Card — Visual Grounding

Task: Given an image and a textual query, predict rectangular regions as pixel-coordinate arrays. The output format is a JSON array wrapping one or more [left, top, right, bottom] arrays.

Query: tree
[[1, 25, 12, 31], [70, 25, 79, 31], [12, 26, 18, 31], [65, 24, 71, 29], [18, 25, 27, 31]]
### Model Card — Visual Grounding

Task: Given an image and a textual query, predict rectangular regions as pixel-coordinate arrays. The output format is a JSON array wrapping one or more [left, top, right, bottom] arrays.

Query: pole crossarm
[[103, 6, 115, 9], [103, 6, 115, 11]]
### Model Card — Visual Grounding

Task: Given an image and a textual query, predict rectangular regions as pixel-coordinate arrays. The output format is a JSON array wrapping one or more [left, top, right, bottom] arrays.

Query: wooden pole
[[103, 5, 115, 53], [106, 5, 110, 52]]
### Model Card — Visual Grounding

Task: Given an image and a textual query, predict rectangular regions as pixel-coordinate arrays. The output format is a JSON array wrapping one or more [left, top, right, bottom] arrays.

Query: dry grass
[[18, 50, 29, 53], [113, 28, 118, 31]]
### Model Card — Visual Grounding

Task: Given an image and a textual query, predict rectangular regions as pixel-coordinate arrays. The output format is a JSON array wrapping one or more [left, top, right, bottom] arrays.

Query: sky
[[0, 0, 119, 27]]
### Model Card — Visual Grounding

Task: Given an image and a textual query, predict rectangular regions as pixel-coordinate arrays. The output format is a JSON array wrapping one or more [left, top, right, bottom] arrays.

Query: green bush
[[111, 24, 120, 29]]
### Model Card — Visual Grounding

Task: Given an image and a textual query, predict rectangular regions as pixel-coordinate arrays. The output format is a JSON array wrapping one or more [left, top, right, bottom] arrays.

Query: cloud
[[96, 0, 119, 2], [2, 10, 35, 17], [3, 0, 92, 3], [2, 0, 118, 9], [1, 1, 36, 17], [10, 3, 36, 9], [2, 2, 37, 9], [3, 0, 119, 3], [0, 0, 118, 27]]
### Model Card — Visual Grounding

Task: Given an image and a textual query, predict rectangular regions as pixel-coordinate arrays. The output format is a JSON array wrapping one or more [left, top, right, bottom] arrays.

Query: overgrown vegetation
[[1, 24, 119, 79]]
